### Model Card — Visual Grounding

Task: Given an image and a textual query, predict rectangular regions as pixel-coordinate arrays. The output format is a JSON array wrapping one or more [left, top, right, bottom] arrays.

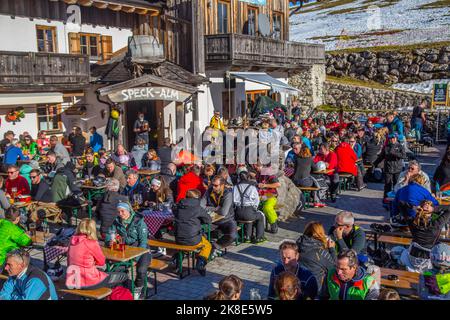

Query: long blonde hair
[[303, 221, 328, 249], [413, 200, 433, 228], [76, 219, 98, 240]]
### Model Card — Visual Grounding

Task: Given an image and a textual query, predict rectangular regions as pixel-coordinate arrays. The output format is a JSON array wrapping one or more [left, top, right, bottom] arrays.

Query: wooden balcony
[[0, 51, 90, 91], [205, 34, 326, 70]]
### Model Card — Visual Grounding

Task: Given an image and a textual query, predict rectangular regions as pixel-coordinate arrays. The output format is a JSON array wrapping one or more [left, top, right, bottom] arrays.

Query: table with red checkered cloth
[[142, 209, 174, 237], [44, 245, 69, 262]]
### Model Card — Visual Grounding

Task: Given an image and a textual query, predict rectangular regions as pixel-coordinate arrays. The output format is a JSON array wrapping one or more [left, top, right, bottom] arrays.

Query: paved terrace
[[25, 144, 443, 300]]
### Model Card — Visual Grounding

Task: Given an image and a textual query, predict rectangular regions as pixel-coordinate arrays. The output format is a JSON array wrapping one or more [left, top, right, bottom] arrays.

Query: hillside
[[290, 0, 450, 51]]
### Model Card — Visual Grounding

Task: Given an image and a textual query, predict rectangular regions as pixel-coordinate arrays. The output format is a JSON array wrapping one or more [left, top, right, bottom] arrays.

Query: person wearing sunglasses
[[394, 160, 431, 193], [20, 135, 39, 160], [29, 169, 52, 203], [4, 165, 30, 198], [201, 175, 237, 258], [0, 248, 58, 300], [328, 211, 366, 255]]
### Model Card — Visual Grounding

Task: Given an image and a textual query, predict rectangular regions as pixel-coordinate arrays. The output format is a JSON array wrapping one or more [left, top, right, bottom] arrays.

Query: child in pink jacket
[[66, 219, 128, 290]]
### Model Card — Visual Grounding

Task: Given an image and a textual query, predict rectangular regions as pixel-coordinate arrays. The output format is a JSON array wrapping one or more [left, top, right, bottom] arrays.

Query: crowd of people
[[0, 101, 449, 300]]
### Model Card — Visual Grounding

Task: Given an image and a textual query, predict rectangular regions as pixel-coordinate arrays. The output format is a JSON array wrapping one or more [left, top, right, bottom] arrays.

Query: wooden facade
[[203, 0, 290, 40], [0, 51, 90, 91], [205, 33, 326, 70]]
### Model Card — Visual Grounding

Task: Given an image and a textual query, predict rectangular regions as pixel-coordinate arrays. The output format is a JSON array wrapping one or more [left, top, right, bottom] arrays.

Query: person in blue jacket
[[385, 112, 405, 142], [3, 139, 28, 166], [89, 126, 104, 153], [392, 173, 439, 219], [0, 249, 58, 300], [268, 240, 318, 300]]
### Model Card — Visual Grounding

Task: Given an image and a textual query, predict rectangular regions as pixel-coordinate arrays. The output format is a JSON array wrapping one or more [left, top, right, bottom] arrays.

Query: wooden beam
[[121, 5, 135, 13], [135, 8, 148, 15], [78, 0, 94, 6], [93, 1, 108, 9], [108, 4, 122, 11]]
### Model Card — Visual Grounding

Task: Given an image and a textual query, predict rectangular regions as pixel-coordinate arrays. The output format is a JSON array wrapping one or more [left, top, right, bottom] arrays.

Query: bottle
[[249, 288, 261, 300]]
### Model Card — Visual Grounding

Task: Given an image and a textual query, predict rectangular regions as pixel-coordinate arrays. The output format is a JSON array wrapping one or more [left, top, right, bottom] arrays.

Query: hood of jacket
[[297, 235, 325, 253], [70, 234, 89, 246]]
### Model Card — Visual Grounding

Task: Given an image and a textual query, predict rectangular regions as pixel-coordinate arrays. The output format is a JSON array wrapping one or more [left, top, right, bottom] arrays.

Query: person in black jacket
[[81, 152, 101, 178], [291, 144, 325, 207], [157, 138, 174, 173], [174, 189, 212, 276], [201, 176, 237, 257], [297, 221, 337, 292], [374, 133, 406, 200], [69, 127, 86, 157], [30, 169, 53, 203], [433, 149, 450, 192], [160, 163, 178, 198], [95, 178, 129, 237], [408, 201, 450, 257]]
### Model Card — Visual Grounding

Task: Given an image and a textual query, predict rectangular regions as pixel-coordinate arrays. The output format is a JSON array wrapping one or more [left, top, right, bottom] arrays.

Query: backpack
[[106, 286, 134, 300], [47, 227, 76, 247]]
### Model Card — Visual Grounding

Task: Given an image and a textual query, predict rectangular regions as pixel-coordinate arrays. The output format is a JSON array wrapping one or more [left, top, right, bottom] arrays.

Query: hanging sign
[[432, 83, 449, 107], [108, 87, 191, 103]]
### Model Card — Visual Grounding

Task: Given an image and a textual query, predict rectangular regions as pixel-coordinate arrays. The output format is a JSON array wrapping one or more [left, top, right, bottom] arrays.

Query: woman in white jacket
[[233, 167, 266, 244]]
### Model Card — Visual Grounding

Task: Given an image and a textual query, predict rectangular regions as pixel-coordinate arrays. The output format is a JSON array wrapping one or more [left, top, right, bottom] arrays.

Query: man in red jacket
[[5, 165, 30, 197], [176, 165, 205, 202], [314, 143, 339, 202], [335, 139, 365, 191]]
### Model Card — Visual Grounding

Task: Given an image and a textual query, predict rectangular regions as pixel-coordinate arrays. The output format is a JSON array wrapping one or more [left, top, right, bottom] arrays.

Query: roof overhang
[[229, 72, 300, 95], [0, 92, 63, 106], [62, 0, 161, 16]]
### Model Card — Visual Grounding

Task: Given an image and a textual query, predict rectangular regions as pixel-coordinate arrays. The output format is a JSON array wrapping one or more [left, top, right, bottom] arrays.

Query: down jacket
[[297, 235, 337, 292]]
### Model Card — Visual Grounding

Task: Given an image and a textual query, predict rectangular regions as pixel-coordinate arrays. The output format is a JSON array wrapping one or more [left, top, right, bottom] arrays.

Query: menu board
[[432, 83, 449, 107]]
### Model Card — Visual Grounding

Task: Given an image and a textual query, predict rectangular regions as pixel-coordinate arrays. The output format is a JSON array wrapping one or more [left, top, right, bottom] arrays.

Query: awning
[[0, 92, 63, 106], [229, 72, 300, 95]]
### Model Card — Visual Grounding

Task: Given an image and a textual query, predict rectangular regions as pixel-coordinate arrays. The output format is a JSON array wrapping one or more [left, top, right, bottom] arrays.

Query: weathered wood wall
[[202, 0, 289, 40], [0, 51, 90, 89]]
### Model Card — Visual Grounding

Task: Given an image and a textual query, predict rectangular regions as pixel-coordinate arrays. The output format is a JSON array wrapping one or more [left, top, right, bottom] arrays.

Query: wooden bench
[[59, 287, 112, 300], [147, 258, 170, 296], [367, 233, 412, 247], [148, 239, 204, 279]]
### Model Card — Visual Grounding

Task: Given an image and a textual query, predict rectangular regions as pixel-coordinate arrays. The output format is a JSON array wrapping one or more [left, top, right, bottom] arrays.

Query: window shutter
[[101, 35, 113, 61], [68, 32, 81, 54]]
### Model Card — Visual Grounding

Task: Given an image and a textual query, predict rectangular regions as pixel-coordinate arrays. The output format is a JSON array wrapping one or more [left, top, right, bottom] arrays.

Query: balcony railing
[[0, 51, 90, 89], [205, 33, 325, 68]]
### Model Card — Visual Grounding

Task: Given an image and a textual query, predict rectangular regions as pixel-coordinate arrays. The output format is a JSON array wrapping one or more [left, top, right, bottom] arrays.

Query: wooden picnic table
[[313, 169, 334, 175], [380, 267, 420, 293], [30, 230, 55, 248], [101, 246, 149, 296]]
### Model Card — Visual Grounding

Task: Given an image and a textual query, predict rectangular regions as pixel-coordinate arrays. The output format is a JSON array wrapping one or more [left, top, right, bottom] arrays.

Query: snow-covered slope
[[290, 0, 450, 51]]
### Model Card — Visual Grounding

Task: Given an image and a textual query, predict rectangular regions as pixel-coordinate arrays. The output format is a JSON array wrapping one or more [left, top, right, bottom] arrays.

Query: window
[[80, 33, 100, 57], [37, 104, 62, 132], [217, 1, 230, 34], [273, 13, 283, 40], [245, 7, 258, 36], [68, 33, 112, 60], [36, 26, 57, 53]]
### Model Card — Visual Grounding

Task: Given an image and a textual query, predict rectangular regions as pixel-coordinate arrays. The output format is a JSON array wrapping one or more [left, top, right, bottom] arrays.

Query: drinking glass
[[29, 223, 37, 242]]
